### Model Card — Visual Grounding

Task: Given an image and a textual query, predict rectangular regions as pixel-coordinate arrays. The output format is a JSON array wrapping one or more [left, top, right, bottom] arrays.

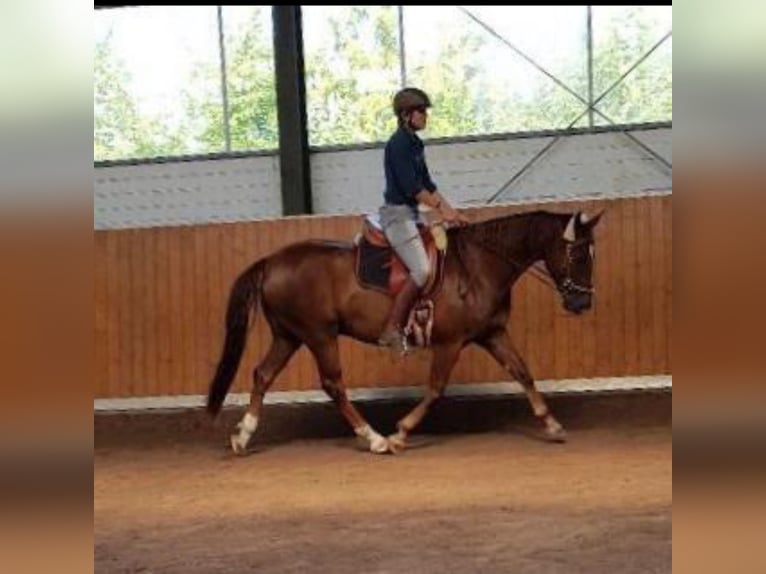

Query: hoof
[[544, 427, 568, 443], [387, 432, 407, 454], [230, 434, 248, 455], [369, 435, 390, 454]]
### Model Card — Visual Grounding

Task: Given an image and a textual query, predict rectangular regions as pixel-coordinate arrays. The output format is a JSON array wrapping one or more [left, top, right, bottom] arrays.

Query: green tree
[[95, 7, 670, 161], [94, 32, 141, 160], [419, 7, 670, 135], [184, 6, 401, 149], [592, 7, 672, 124], [304, 6, 400, 146], [94, 31, 188, 161], [185, 8, 278, 151], [408, 28, 495, 138], [303, 6, 504, 144]]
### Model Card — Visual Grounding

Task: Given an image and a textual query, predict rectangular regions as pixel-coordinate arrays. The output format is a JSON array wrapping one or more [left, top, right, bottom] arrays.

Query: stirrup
[[378, 330, 410, 357]]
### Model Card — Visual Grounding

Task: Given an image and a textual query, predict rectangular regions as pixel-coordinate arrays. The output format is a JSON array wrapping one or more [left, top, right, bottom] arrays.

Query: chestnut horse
[[207, 209, 603, 454]]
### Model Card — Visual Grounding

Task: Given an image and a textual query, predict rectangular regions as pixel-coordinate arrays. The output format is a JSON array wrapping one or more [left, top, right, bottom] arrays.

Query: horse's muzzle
[[563, 293, 592, 314]]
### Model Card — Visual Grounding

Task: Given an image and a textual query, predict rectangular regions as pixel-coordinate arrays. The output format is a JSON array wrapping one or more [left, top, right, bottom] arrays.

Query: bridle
[[452, 225, 594, 298], [558, 239, 595, 297]]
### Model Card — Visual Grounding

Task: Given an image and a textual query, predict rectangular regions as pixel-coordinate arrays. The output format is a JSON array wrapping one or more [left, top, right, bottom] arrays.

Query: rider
[[377, 87, 468, 353]]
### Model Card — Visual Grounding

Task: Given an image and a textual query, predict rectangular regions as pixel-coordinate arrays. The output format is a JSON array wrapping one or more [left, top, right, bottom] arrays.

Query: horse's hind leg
[[309, 336, 389, 454], [231, 334, 300, 454], [388, 342, 463, 452], [477, 329, 567, 442]]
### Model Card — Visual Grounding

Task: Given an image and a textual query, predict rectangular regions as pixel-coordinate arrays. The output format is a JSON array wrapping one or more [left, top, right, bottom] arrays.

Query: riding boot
[[378, 276, 420, 354]]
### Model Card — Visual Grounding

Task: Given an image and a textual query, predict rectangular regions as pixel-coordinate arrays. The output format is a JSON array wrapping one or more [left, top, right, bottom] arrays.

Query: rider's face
[[408, 107, 428, 130]]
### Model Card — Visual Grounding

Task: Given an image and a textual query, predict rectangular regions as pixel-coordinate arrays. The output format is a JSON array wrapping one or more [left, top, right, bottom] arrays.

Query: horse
[[206, 208, 603, 454]]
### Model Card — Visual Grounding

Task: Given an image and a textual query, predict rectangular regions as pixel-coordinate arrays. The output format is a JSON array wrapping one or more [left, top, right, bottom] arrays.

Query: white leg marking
[[355, 424, 389, 454], [232, 412, 258, 452]]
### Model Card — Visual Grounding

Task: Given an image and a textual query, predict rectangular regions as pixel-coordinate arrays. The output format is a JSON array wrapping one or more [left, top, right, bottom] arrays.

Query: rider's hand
[[441, 205, 469, 226]]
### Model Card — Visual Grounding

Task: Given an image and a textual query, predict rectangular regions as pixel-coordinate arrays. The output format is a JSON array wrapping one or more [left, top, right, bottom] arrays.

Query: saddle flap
[[355, 229, 446, 299], [387, 233, 441, 295]]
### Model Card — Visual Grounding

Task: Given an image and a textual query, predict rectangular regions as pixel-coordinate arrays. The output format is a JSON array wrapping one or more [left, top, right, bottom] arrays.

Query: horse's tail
[[206, 259, 265, 417]]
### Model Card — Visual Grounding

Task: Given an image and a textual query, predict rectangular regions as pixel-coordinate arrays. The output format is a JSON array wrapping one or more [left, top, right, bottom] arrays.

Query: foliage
[[94, 7, 671, 161]]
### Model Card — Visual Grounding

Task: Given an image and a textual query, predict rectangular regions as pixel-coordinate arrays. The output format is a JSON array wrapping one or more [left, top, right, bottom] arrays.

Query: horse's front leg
[[388, 342, 463, 453], [477, 329, 567, 442]]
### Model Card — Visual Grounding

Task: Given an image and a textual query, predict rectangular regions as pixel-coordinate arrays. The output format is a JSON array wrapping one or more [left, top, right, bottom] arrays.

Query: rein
[[452, 220, 592, 297], [455, 230, 557, 292]]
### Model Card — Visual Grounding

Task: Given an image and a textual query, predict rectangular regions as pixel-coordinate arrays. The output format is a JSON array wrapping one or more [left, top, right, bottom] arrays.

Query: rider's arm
[[414, 188, 442, 209], [416, 152, 466, 222], [415, 190, 466, 223]]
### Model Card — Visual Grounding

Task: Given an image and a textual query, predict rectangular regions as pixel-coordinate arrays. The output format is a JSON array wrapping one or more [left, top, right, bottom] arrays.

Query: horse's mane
[[450, 210, 569, 246]]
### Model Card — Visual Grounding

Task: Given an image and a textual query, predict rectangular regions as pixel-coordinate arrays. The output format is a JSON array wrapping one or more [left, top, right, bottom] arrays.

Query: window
[[404, 6, 590, 137], [592, 6, 672, 125], [94, 6, 671, 160], [302, 6, 400, 147], [94, 6, 276, 162], [221, 7, 278, 152]]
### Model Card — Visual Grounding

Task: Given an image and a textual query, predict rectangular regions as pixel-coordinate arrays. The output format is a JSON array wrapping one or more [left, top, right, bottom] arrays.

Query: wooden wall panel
[[94, 196, 672, 398]]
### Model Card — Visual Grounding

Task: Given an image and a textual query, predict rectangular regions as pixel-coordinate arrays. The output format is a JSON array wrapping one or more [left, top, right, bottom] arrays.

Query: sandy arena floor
[[95, 393, 671, 573]]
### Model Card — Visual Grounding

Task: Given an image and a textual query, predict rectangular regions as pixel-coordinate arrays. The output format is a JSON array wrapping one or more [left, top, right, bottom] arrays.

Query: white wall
[[94, 126, 670, 230], [312, 126, 671, 214], [94, 155, 282, 230]]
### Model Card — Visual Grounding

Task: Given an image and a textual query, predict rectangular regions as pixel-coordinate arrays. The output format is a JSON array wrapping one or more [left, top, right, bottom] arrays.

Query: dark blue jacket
[[383, 127, 437, 212]]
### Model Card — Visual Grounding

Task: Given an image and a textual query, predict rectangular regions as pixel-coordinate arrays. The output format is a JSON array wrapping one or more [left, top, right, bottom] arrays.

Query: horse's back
[[258, 238, 394, 341], [265, 239, 353, 274], [260, 240, 357, 315]]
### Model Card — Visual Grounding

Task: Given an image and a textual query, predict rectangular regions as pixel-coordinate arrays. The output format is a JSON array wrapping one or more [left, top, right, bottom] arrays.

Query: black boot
[[378, 277, 420, 354]]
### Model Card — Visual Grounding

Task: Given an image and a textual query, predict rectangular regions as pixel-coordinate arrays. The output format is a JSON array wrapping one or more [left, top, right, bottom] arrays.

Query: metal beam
[[272, 6, 312, 215], [216, 6, 231, 152], [587, 6, 594, 128], [398, 6, 407, 87]]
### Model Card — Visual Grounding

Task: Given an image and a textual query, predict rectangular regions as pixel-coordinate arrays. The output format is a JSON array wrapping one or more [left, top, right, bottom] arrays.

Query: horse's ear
[[563, 213, 577, 242], [580, 209, 604, 229]]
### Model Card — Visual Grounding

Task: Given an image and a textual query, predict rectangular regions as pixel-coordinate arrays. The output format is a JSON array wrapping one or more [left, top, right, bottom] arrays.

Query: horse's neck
[[457, 214, 544, 288]]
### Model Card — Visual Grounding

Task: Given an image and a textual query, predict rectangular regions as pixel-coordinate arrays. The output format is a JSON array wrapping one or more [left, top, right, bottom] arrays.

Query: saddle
[[354, 215, 448, 349]]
